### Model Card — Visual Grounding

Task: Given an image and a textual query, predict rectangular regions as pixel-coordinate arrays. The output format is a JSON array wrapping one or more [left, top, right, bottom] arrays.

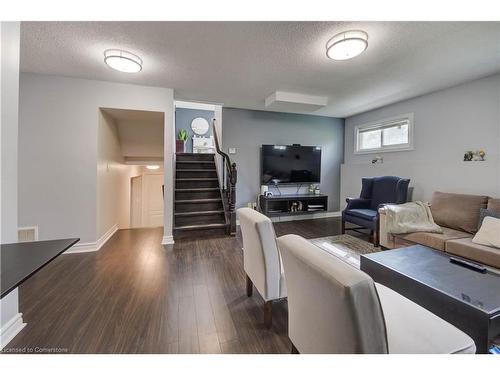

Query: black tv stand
[[258, 194, 328, 217]]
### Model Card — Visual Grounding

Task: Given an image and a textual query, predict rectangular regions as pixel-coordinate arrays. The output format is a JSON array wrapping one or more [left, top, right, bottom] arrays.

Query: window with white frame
[[354, 113, 414, 154]]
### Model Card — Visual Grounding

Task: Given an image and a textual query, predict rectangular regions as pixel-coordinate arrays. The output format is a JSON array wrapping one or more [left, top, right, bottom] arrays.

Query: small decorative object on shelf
[[290, 201, 303, 212], [478, 149, 486, 161], [176, 129, 188, 153], [464, 150, 486, 162], [308, 184, 321, 194]]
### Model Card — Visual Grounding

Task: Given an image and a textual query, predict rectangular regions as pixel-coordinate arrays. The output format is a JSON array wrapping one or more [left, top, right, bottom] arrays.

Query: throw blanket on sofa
[[384, 201, 443, 234]]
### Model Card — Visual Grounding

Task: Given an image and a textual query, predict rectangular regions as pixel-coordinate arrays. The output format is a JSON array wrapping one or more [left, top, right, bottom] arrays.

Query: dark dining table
[[1, 238, 79, 298]]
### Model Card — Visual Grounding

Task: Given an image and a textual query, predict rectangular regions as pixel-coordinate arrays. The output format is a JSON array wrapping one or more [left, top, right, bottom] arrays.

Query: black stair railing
[[213, 119, 237, 234]]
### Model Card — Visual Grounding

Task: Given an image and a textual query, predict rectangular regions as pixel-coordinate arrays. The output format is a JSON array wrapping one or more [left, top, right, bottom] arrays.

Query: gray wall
[[175, 108, 214, 152], [222, 108, 344, 211], [18, 73, 174, 244], [0, 21, 21, 334], [341, 74, 500, 205]]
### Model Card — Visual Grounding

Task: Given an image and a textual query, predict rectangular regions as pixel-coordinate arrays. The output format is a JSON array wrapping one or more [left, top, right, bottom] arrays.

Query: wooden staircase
[[174, 153, 227, 238]]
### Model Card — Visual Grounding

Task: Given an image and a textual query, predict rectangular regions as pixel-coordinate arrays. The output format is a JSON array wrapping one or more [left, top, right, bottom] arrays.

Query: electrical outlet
[[228, 148, 236, 154]]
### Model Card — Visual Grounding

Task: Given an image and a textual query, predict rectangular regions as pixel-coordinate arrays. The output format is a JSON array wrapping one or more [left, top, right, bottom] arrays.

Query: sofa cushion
[[347, 208, 377, 221], [478, 208, 500, 227], [472, 216, 500, 249], [394, 227, 472, 251], [487, 198, 500, 213], [445, 236, 500, 269], [430, 192, 488, 234]]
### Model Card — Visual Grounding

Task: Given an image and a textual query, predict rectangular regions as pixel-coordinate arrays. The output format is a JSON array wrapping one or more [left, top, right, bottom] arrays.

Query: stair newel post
[[222, 158, 226, 193], [229, 163, 237, 212], [229, 162, 237, 234]]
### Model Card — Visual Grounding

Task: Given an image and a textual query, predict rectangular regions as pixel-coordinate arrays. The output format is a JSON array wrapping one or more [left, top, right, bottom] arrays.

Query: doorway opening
[[97, 108, 165, 238]]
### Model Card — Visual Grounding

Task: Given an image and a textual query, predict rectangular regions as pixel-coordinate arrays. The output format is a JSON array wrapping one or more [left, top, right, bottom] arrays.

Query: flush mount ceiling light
[[104, 49, 143, 73], [146, 165, 160, 170], [326, 30, 368, 61]]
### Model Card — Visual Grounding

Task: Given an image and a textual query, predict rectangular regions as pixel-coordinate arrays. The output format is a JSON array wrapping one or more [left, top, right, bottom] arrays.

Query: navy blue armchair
[[342, 176, 410, 247]]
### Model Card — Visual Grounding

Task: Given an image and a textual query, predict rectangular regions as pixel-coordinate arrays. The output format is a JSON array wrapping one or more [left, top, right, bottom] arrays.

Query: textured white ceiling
[[101, 108, 164, 160], [21, 22, 500, 118]]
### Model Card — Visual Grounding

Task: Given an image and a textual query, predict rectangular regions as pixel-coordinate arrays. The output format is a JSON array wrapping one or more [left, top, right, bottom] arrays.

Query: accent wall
[[222, 108, 344, 212]]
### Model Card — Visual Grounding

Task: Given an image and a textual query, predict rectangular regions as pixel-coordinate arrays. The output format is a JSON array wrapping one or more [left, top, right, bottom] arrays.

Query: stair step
[[176, 178, 219, 189], [176, 153, 214, 162], [175, 188, 219, 192], [175, 186, 221, 200], [176, 169, 216, 172], [175, 210, 226, 226], [176, 178, 218, 181], [175, 210, 224, 217], [175, 198, 223, 213], [175, 161, 216, 169], [176, 161, 214, 164], [174, 223, 227, 231], [176, 169, 218, 179], [175, 198, 222, 204]]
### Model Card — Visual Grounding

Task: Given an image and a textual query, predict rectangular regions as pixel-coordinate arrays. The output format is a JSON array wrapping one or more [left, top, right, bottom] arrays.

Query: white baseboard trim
[[0, 313, 26, 350], [66, 224, 118, 254], [161, 235, 175, 245], [236, 211, 341, 226], [65, 241, 98, 253]]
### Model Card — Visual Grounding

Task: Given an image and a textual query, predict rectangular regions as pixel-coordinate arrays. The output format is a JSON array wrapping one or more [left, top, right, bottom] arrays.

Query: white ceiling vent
[[265, 91, 328, 112]]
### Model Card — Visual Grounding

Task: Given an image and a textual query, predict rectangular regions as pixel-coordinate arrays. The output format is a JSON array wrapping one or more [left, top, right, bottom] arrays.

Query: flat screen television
[[261, 144, 321, 185]]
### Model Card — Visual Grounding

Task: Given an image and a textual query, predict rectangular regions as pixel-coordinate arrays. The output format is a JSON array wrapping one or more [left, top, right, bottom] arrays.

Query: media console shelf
[[258, 194, 328, 217]]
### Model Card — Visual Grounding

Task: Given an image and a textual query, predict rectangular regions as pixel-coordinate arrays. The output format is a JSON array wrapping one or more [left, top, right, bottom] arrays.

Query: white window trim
[[353, 113, 414, 155]]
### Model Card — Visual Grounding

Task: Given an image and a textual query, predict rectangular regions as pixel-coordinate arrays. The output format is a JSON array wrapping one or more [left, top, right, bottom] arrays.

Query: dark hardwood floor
[[5, 217, 345, 354]]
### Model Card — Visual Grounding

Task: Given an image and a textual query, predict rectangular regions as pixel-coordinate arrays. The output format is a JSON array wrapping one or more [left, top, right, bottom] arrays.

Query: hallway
[[6, 218, 341, 353]]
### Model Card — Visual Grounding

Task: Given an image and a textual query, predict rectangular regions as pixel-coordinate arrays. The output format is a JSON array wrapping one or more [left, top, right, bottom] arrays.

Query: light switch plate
[[228, 148, 236, 154]]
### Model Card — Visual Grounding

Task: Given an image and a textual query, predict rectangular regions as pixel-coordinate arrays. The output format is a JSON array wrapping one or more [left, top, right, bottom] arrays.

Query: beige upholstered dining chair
[[237, 207, 286, 328], [278, 234, 476, 354]]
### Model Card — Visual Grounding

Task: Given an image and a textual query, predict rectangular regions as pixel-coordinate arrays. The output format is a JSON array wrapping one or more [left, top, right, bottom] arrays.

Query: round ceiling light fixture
[[104, 49, 143, 73], [326, 30, 368, 61], [146, 165, 160, 170]]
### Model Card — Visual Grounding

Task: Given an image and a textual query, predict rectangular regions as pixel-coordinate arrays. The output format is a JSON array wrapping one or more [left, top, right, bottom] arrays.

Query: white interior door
[[130, 175, 143, 228], [143, 174, 164, 227]]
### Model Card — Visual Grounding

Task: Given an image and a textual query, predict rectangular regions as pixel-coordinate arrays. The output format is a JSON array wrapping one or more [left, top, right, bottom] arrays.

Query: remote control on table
[[449, 256, 487, 273]]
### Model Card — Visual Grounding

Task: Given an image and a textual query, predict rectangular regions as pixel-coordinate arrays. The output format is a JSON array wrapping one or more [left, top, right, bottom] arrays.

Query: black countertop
[[1, 238, 79, 298]]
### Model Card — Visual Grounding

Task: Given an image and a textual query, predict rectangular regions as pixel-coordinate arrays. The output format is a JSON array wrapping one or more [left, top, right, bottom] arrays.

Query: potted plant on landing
[[176, 129, 188, 153]]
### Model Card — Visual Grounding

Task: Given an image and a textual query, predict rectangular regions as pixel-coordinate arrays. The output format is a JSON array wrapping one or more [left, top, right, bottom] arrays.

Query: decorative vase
[[176, 140, 186, 153]]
